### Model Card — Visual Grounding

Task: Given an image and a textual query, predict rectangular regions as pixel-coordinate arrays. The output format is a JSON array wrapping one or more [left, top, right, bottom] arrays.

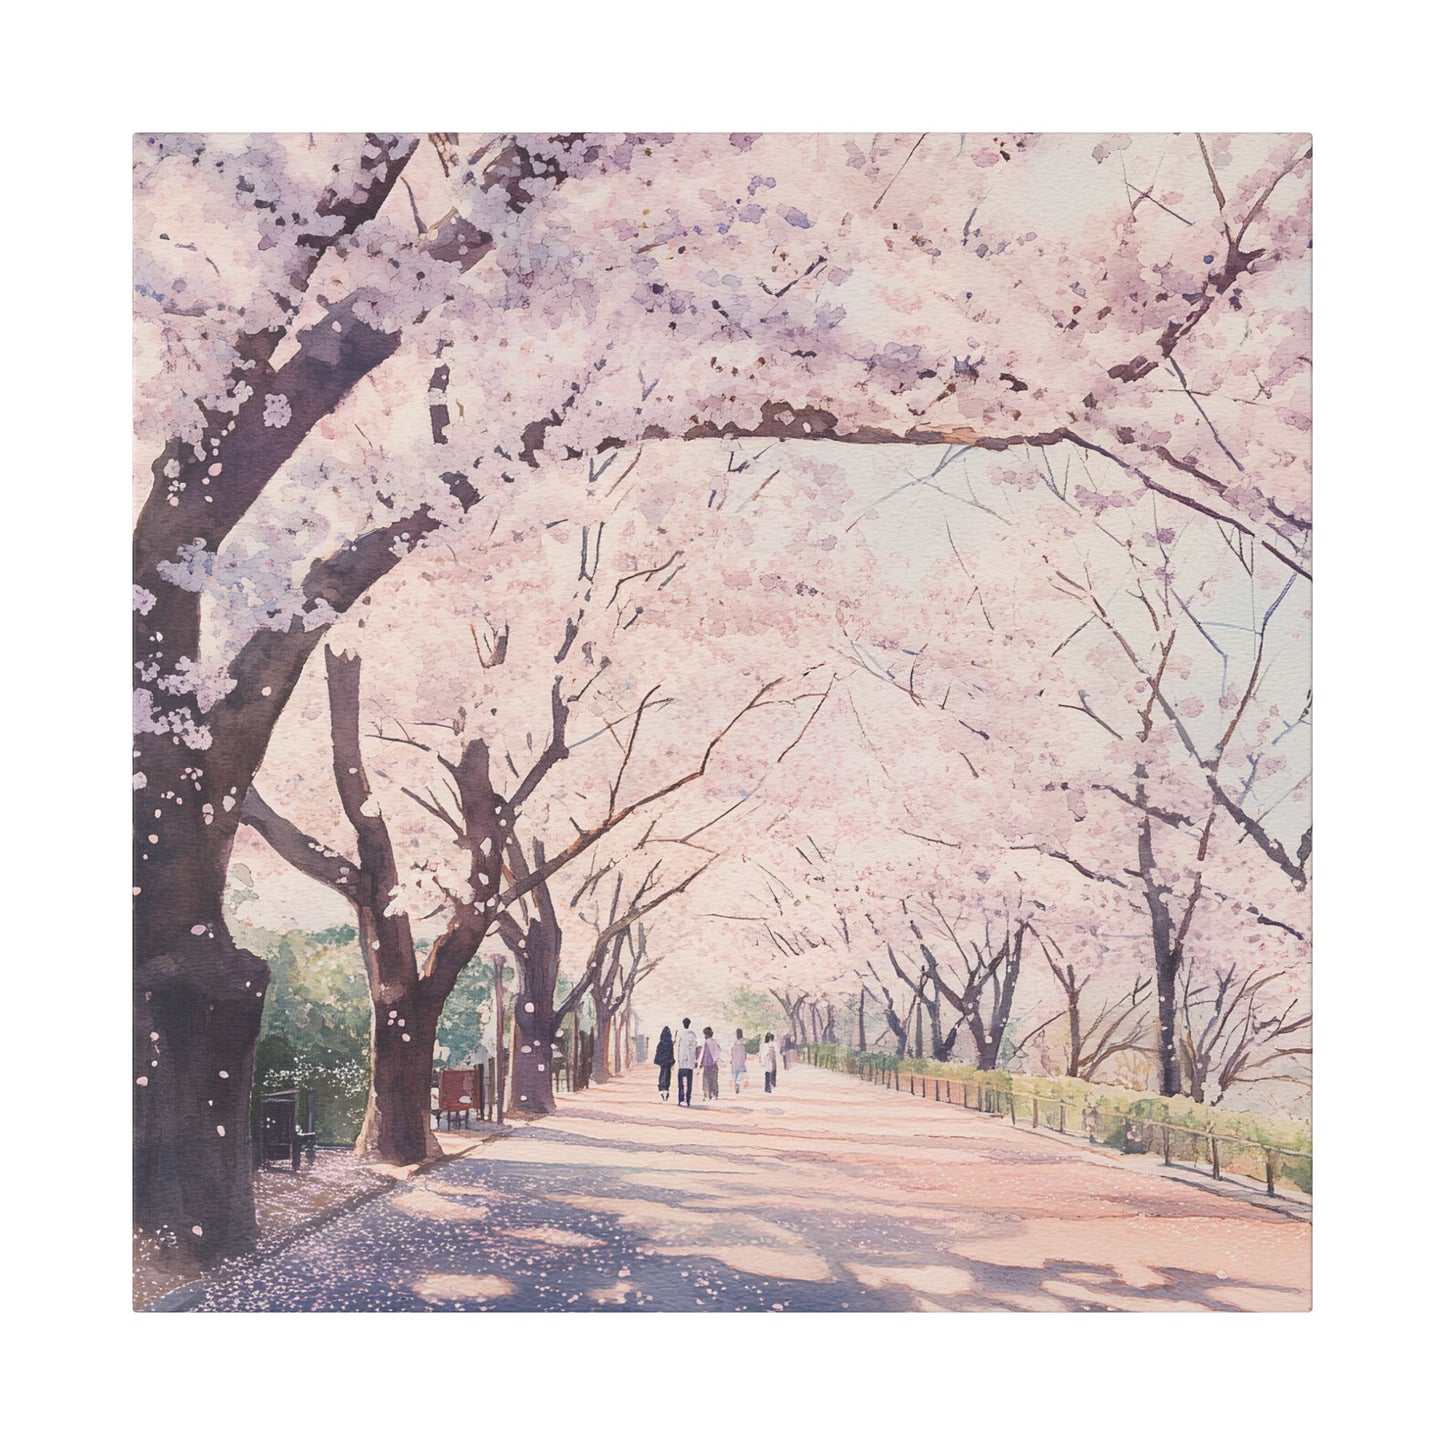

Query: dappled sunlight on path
[[180, 1064, 1309, 1311]]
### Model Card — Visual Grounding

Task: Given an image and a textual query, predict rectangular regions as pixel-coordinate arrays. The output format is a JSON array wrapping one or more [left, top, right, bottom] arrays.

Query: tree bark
[[973, 926, 1024, 1070], [589, 927, 627, 1085], [134, 926, 267, 1261], [502, 897, 564, 1117], [874, 986, 910, 1056], [591, 990, 614, 1085], [1066, 970, 1084, 1077], [134, 700, 274, 1258], [1137, 781, 1193, 1097], [356, 981, 444, 1161], [923, 979, 952, 1061], [135, 458, 486, 1238], [923, 928, 1024, 1072]]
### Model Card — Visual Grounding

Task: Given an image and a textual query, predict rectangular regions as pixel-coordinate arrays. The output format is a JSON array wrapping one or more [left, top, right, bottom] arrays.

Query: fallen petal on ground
[[412, 1273, 515, 1303]]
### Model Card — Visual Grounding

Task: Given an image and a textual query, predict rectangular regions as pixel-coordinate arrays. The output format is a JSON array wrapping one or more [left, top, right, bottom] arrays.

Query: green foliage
[[994, 1019, 1023, 1071], [808, 1044, 1311, 1193], [1277, 1148, 1313, 1194], [236, 921, 528, 1143], [728, 985, 782, 1040], [249, 926, 371, 1145], [435, 953, 511, 1066]]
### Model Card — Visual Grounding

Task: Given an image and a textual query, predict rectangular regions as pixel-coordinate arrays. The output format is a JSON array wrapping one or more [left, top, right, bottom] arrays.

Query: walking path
[[162, 1063, 1310, 1311]]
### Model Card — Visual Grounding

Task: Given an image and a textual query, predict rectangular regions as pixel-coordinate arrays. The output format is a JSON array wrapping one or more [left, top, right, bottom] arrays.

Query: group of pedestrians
[[652, 1019, 784, 1106]]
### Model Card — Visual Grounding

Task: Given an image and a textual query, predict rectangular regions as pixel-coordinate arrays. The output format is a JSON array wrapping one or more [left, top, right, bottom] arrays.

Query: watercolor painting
[[133, 132, 1311, 1313]]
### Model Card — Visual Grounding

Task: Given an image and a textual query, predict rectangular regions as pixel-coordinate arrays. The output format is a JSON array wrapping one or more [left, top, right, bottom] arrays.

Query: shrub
[[806, 1044, 1311, 1191], [248, 925, 371, 1145]]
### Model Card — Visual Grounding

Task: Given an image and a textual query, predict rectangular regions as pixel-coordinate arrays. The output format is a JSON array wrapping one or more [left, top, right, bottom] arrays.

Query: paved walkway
[[173, 1064, 1310, 1312]]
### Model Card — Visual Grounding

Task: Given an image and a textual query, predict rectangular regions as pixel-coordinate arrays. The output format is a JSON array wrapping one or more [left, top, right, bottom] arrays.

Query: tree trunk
[[971, 1021, 997, 1070], [131, 140, 567, 1259], [858, 988, 868, 1051], [505, 905, 563, 1116], [354, 982, 443, 1163], [510, 1001, 559, 1114], [878, 995, 909, 1056], [786, 1004, 805, 1047], [1138, 792, 1185, 1098], [925, 983, 950, 1061], [135, 746, 266, 1260], [1066, 975, 1083, 1077], [592, 1002, 613, 1084], [134, 928, 267, 1261], [968, 995, 1004, 1070], [954, 925, 1024, 1070], [1155, 952, 1182, 1096], [973, 1012, 1009, 1071]]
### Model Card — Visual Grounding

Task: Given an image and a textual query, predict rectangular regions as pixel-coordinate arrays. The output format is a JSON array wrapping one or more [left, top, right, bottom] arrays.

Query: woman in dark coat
[[654, 1026, 675, 1101]]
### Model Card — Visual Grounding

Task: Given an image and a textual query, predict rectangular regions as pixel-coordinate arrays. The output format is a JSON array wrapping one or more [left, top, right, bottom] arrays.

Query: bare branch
[[509, 677, 570, 811], [242, 789, 360, 903], [777, 674, 835, 763]]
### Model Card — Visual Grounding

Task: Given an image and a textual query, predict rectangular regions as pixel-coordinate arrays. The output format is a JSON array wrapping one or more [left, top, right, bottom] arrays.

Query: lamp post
[[490, 954, 506, 1127], [474, 1000, 491, 1123]]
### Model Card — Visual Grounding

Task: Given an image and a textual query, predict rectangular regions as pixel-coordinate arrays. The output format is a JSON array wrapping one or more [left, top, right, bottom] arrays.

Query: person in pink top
[[699, 1026, 722, 1101], [729, 1028, 749, 1093]]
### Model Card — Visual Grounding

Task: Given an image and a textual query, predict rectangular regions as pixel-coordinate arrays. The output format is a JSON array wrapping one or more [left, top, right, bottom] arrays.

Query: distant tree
[[1177, 959, 1312, 1106], [1024, 926, 1153, 1081]]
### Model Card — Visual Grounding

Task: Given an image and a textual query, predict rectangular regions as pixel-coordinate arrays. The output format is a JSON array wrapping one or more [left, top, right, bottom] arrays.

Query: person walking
[[675, 1018, 698, 1106], [699, 1027, 721, 1101], [760, 1032, 778, 1094], [729, 1028, 749, 1094], [780, 1031, 793, 1070], [653, 1025, 675, 1101]]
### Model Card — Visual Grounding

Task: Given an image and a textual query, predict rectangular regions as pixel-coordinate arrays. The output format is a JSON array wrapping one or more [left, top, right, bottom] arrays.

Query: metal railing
[[804, 1046, 1310, 1200]]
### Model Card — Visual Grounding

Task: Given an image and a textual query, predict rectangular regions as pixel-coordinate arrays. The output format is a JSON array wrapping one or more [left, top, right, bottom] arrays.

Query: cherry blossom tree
[[1177, 958, 1312, 1106], [244, 531, 803, 1149], [1020, 918, 1154, 1081], [497, 843, 713, 1115], [135, 131, 1310, 1255], [575, 867, 676, 1085]]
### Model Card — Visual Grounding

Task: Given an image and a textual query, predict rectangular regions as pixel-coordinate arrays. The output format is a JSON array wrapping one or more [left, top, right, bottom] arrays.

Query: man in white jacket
[[675, 1018, 698, 1107], [760, 1032, 778, 1094]]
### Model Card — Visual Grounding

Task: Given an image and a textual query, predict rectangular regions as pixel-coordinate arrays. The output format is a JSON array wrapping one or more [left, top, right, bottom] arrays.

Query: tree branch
[[241, 788, 360, 904]]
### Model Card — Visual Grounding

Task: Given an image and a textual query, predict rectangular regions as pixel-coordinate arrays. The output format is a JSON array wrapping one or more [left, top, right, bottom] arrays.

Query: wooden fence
[[803, 1046, 1310, 1200]]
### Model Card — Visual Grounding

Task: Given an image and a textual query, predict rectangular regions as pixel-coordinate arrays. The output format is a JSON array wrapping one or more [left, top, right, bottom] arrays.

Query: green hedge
[[807, 1044, 1311, 1192]]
